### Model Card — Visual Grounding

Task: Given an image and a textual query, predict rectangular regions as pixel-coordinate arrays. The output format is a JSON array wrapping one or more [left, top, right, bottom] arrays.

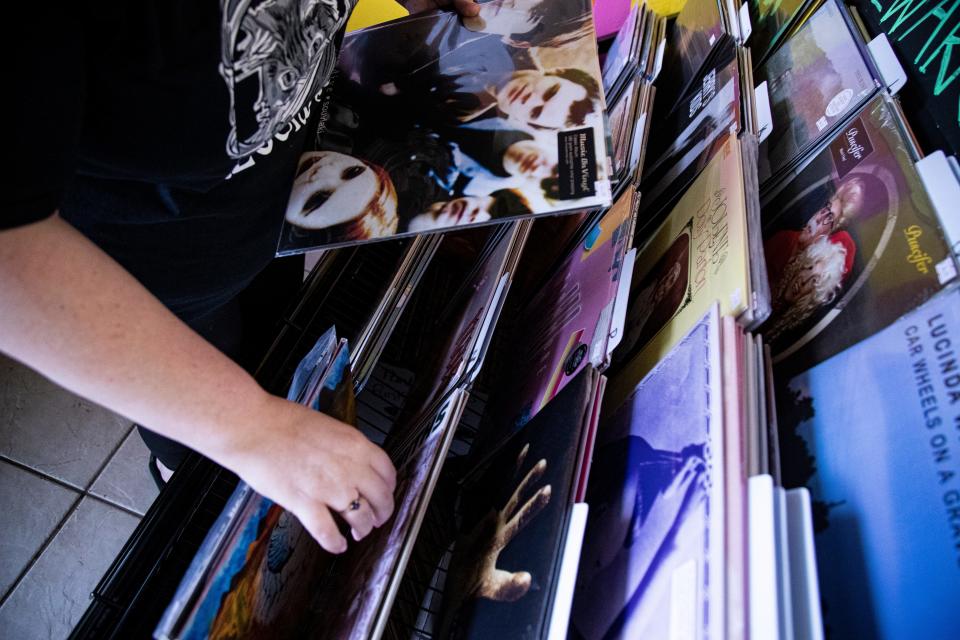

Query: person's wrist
[[202, 387, 282, 474]]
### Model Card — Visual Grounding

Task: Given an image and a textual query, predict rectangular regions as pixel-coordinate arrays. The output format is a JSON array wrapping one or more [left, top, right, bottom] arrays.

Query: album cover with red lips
[[276, 0, 611, 255]]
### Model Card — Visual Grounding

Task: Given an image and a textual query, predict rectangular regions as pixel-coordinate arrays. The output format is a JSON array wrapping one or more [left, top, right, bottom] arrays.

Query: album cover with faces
[[760, 94, 958, 378], [277, 0, 611, 255]]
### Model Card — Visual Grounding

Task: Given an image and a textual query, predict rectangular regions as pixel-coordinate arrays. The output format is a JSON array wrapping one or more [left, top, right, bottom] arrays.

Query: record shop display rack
[[69, 215, 591, 639], [68, 3, 960, 639]]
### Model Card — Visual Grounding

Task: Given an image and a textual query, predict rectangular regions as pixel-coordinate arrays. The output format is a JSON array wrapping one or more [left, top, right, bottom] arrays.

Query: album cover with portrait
[[608, 135, 753, 408], [639, 37, 742, 228], [438, 367, 599, 640], [777, 289, 960, 639], [572, 306, 724, 640], [760, 94, 958, 377], [157, 330, 355, 640], [276, 0, 611, 255], [756, 0, 879, 184]]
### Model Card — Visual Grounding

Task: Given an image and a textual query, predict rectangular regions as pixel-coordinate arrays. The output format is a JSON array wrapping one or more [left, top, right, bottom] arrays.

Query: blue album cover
[[779, 289, 960, 638], [571, 307, 723, 640]]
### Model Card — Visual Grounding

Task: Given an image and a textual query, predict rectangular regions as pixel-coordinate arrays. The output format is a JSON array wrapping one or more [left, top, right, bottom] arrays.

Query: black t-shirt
[[7, 1, 354, 320]]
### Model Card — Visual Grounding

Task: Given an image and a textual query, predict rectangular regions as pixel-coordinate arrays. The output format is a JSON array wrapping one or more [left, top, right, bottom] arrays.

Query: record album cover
[[747, 0, 810, 63], [439, 367, 599, 639], [777, 289, 960, 638], [572, 307, 724, 640], [851, 0, 960, 156], [277, 1, 610, 254], [610, 135, 751, 407], [491, 188, 634, 438], [761, 95, 958, 375], [657, 0, 726, 107], [640, 38, 741, 223], [160, 335, 355, 640], [756, 0, 877, 183]]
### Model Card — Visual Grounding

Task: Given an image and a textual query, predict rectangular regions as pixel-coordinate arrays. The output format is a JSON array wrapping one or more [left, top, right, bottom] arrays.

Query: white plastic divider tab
[[739, 2, 753, 41], [755, 81, 773, 143], [867, 33, 907, 95]]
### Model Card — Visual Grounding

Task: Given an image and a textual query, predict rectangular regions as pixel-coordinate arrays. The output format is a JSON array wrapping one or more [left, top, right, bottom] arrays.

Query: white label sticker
[[936, 257, 958, 284], [709, 34, 716, 46], [816, 116, 828, 131], [825, 88, 854, 117]]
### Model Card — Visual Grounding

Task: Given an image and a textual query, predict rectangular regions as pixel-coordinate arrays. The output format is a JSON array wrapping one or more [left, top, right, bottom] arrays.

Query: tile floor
[[0, 252, 321, 638], [0, 355, 159, 640]]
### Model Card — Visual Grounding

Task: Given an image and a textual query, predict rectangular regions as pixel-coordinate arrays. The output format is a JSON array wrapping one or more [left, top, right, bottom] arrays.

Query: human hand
[[399, 0, 480, 18], [220, 393, 397, 554], [452, 444, 551, 603]]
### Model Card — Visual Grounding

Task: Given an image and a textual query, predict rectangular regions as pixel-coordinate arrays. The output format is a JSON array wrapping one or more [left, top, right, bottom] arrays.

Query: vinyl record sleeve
[[777, 289, 960, 638], [747, 0, 811, 64], [601, 2, 643, 95], [486, 189, 634, 440], [756, 0, 879, 184], [610, 135, 751, 406], [849, 0, 960, 156], [640, 38, 742, 228], [277, 1, 610, 254], [318, 390, 469, 640], [158, 334, 355, 640], [439, 367, 599, 639], [760, 94, 958, 376], [572, 306, 724, 640], [657, 0, 728, 107]]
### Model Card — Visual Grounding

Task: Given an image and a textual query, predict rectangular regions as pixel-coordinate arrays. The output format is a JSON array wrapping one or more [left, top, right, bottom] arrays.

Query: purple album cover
[[500, 189, 633, 435], [761, 94, 958, 376], [571, 307, 724, 640], [757, 0, 877, 183]]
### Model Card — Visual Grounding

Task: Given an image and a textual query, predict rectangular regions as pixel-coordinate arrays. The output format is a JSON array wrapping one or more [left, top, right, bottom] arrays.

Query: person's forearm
[[0, 214, 268, 467]]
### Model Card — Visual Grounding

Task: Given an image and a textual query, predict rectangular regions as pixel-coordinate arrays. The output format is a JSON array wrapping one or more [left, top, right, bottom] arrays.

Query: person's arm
[[0, 214, 395, 554]]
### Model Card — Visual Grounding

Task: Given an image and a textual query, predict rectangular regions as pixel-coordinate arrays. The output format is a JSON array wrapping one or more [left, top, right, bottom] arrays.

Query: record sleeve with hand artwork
[[760, 94, 958, 376], [277, 0, 610, 255], [756, 0, 878, 184], [572, 306, 724, 640], [437, 367, 600, 640]]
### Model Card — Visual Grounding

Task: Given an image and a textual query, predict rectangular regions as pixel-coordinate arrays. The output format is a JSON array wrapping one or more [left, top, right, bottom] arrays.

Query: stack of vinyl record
[[149, 0, 960, 638], [602, 3, 665, 189]]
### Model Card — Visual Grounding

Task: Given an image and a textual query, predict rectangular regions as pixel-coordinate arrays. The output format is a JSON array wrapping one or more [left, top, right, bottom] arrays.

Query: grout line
[[0, 455, 85, 495], [0, 492, 82, 609], [0, 424, 136, 608], [83, 493, 146, 520]]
